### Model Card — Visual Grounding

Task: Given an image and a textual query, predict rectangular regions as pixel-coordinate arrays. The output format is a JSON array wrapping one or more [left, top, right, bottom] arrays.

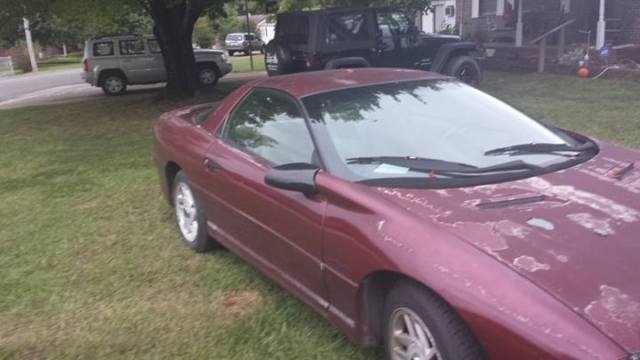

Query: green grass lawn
[[1, 72, 639, 359], [230, 53, 265, 72], [37, 53, 83, 72]]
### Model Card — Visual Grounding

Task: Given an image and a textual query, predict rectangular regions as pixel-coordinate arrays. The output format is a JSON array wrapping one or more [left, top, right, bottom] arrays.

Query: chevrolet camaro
[[153, 68, 639, 360]]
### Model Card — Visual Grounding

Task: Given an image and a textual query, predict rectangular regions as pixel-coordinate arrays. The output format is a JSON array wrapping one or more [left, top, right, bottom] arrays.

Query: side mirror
[[264, 163, 320, 195]]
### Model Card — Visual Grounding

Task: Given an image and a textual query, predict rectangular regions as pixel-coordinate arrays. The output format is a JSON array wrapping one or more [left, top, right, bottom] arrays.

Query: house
[[456, 0, 640, 48], [257, 16, 276, 44], [419, 0, 458, 34]]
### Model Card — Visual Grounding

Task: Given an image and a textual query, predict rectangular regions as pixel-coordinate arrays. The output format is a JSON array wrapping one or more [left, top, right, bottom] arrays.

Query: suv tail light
[[242, 41, 249, 47], [82, 59, 89, 72]]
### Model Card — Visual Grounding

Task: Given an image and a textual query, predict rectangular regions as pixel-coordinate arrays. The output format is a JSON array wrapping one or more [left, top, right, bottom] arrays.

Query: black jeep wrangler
[[265, 7, 482, 84]]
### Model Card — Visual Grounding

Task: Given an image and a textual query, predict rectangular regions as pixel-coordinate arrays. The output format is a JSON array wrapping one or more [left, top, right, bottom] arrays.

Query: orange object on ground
[[577, 67, 590, 78]]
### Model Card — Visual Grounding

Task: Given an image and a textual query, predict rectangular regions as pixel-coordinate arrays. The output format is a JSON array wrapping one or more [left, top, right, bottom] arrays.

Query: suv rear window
[[226, 34, 244, 41], [93, 41, 114, 57], [276, 15, 309, 44]]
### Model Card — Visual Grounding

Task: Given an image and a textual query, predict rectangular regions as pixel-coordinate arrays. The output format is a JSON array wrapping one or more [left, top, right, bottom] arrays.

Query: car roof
[[249, 68, 450, 98]]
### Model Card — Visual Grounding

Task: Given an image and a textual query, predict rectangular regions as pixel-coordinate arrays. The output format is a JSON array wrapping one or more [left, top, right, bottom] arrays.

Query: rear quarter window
[[119, 39, 146, 55], [325, 12, 369, 45], [93, 42, 114, 57]]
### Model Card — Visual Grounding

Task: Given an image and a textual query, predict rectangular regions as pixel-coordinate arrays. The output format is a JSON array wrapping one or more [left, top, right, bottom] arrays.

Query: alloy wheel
[[199, 68, 216, 85], [175, 182, 198, 242], [105, 77, 124, 94], [389, 307, 441, 360]]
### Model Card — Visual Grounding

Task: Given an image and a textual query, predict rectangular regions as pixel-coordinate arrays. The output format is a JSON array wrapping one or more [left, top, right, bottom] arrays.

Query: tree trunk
[[147, 0, 202, 98]]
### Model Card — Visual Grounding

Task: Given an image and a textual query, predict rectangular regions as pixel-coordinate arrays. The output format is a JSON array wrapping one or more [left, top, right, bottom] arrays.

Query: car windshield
[[302, 80, 591, 185], [226, 34, 244, 41]]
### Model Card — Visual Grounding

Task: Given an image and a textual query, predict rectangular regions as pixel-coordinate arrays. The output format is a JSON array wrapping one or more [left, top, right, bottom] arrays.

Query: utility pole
[[244, 0, 254, 71], [23, 17, 38, 72], [596, 0, 606, 49]]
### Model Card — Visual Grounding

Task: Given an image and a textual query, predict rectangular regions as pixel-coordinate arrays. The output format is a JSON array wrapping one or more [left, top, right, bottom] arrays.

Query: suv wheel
[[446, 56, 482, 86], [101, 74, 126, 95], [197, 65, 218, 87], [228, 50, 235, 56]]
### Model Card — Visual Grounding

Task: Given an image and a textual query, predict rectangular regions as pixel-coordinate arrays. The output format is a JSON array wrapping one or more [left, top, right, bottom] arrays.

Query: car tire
[[260, 46, 265, 54], [265, 40, 292, 77], [384, 280, 484, 360], [101, 74, 127, 95], [197, 64, 219, 87], [228, 50, 235, 56], [173, 171, 219, 252], [445, 56, 482, 86]]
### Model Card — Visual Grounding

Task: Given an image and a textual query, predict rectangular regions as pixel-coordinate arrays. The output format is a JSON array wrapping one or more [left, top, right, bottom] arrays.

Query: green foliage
[[209, 3, 262, 45], [0, 0, 151, 47], [193, 17, 215, 48]]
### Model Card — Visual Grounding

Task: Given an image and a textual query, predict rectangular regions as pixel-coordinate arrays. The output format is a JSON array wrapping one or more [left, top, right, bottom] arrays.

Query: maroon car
[[154, 68, 640, 360]]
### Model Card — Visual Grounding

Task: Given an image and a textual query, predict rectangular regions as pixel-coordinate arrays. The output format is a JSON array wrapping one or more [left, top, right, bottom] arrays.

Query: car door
[[200, 88, 328, 306], [320, 10, 374, 63], [118, 38, 156, 84], [373, 9, 417, 68]]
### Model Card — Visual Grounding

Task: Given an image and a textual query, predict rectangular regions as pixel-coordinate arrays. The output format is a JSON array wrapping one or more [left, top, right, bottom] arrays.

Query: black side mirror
[[264, 163, 319, 195]]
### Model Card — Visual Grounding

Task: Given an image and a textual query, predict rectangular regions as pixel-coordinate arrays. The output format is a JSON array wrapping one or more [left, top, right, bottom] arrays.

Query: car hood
[[373, 140, 640, 353]]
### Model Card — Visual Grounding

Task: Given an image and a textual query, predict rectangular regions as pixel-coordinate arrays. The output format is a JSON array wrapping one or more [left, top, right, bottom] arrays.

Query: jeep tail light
[[305, 54, 315, 68], [82, 59, 89, 72]]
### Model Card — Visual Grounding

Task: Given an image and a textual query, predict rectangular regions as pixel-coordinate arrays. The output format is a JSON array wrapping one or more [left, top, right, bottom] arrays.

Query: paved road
[[0, 70, 266, 109], [0, 69, 85, 102]]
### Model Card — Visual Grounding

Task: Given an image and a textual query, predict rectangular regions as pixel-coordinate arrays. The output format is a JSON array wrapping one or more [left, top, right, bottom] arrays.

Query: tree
[[141, 0, 227, 98]]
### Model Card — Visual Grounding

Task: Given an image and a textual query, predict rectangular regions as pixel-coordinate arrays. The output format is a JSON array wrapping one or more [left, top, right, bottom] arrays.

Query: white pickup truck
[[82, 35, 232, 95]]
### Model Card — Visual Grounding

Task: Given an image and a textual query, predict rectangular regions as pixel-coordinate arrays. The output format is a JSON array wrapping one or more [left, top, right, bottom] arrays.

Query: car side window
[[376, 10, 410, 36], [376, 10, 413, 50], [147, 39, 162, 53], [119, 39, 145, 55], [224, 89, 316, 166], [93, 41, 114, 56], [325, 12, 369, 45]]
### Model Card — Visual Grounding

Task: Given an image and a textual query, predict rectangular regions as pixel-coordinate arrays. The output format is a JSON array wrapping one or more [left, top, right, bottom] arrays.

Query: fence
[[0, 56, 15, 77]]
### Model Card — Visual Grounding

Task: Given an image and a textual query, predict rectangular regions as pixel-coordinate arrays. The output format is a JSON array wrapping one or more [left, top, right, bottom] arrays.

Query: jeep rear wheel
[[446, 56, 482, 86]]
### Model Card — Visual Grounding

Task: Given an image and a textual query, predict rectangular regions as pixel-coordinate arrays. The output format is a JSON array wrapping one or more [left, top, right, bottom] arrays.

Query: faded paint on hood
[[373, 140, 640, 353]]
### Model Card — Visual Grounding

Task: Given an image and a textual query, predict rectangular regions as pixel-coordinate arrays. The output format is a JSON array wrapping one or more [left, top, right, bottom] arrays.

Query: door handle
[[204, 158, 220, 171]]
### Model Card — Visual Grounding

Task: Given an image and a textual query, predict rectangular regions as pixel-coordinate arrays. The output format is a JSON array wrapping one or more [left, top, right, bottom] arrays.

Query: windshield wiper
[[484, 142, 596, 156], [346, 156, 540, 174]]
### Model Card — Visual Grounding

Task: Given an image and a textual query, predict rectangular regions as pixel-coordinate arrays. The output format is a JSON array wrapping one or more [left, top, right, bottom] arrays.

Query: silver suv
[[225, 33, 264, 56], [82, 35, 232, 95]]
